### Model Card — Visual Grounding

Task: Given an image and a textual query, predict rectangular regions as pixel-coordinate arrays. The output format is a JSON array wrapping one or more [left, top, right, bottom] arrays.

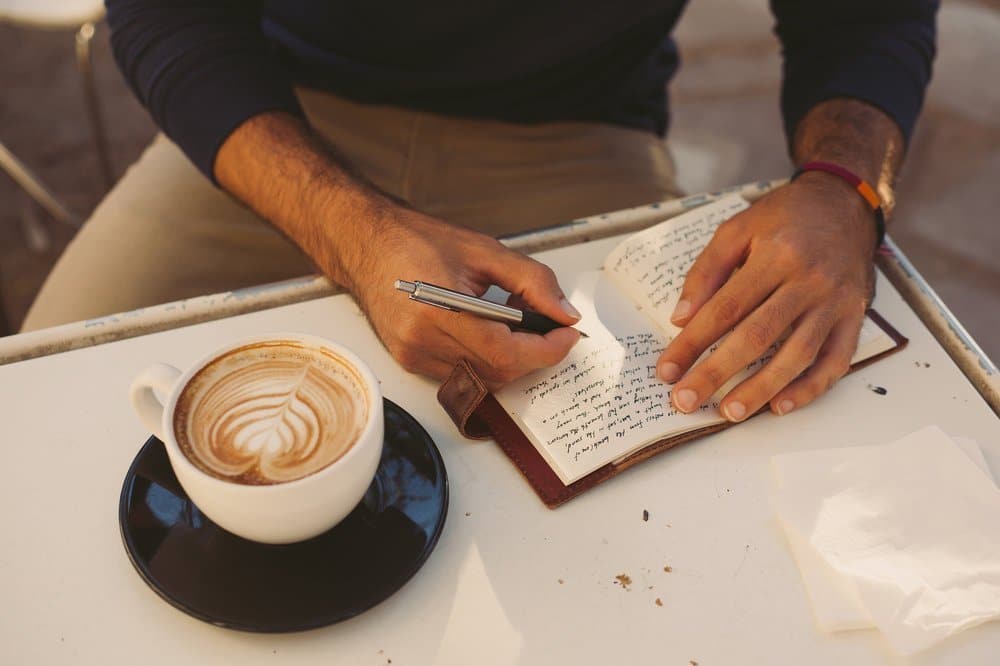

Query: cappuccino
[[174, 340, 370, 485]]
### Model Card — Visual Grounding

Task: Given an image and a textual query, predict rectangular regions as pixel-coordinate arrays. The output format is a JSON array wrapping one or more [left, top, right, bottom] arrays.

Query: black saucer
[[119, 399, 448, 633]]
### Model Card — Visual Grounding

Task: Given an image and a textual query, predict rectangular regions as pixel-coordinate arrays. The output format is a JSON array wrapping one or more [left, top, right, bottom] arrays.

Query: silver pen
[[394, 280, 586, 336]]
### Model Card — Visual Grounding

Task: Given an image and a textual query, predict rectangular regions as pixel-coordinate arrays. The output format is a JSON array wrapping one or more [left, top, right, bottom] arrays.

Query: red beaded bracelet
[[791, 161, 886, 248]]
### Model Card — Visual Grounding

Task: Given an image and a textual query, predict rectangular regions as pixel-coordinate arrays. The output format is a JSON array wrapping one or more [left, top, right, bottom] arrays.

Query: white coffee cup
[[129, 333, 383, 544]]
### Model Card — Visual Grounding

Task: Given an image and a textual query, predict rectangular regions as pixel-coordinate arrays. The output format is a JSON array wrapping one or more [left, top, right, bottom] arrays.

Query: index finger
[[657, 258, 779, 383]]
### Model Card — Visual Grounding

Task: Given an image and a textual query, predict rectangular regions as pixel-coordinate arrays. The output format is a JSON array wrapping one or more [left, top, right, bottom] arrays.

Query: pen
[[394, 280, 586, 336]]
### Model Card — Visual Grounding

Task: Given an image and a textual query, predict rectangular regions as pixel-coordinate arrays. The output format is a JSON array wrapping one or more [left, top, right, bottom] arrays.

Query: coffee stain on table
[[614, 573, 632, 590]]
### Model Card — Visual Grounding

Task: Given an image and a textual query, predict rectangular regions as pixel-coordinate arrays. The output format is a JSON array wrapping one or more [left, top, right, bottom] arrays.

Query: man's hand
[[340, 205, 582, 388], [656, 176, 875, 420], [215, 112, 580, 388], [655, 98, 903, 420]]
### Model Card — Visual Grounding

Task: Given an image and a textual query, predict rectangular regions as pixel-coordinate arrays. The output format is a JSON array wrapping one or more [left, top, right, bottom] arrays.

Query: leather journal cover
[[437, 309, 908, 508]]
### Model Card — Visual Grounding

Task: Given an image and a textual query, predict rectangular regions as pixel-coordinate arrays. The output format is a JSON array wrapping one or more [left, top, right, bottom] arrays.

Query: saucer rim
[[118, 397, 449, 633]]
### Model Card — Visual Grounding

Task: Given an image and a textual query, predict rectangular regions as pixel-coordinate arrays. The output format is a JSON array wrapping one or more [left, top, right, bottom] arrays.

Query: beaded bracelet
[[791, 161, 886, 248]]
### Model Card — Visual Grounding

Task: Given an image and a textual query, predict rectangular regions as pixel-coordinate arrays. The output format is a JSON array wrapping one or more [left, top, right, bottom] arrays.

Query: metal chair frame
[[0, 16, 113, 227]]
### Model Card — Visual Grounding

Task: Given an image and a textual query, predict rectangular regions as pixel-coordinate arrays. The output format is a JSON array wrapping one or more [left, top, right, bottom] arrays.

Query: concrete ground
[[1, 1, 997, 362]]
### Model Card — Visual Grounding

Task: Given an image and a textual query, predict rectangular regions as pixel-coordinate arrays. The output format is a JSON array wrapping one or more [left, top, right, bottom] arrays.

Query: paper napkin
[[770, 426, 1000, 654]]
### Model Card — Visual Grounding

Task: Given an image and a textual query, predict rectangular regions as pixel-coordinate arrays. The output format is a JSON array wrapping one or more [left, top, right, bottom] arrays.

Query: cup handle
[[129, 363, 182, 441]]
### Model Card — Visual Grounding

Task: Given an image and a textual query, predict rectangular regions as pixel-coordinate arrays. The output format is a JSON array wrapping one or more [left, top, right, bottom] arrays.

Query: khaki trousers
[[22, 90, 680, 331]]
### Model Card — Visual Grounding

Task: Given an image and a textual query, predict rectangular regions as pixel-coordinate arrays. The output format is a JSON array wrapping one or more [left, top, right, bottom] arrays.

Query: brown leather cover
[[437, 309, 908, 508]]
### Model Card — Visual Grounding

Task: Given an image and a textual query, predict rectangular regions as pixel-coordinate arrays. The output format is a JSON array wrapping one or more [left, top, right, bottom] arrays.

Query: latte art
[[174, 341, 370, 485]]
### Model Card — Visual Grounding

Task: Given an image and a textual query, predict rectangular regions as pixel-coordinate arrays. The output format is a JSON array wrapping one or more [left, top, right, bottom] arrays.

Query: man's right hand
[[341, 205, 581, 387], [216, 113, 580, 388]]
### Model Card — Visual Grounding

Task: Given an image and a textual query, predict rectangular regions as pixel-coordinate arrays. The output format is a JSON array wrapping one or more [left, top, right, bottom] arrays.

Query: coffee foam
[[174, 341, 370, 485]]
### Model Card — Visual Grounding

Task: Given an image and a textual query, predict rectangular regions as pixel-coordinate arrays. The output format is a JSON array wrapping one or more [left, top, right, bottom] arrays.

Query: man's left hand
[[655, 172, 878, 421]]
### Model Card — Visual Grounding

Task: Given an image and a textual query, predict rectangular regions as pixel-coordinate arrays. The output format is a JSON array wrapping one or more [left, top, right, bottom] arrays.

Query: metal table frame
[[1, 180, 996, 415]]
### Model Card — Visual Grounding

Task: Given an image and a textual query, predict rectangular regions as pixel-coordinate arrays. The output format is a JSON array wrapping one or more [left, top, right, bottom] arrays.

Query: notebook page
[[602, 194, 750, 332], [495, 271, 725, 485]]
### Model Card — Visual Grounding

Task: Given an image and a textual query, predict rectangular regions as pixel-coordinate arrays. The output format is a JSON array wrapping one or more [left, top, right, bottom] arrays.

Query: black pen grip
[[517, 310, 564, 334]]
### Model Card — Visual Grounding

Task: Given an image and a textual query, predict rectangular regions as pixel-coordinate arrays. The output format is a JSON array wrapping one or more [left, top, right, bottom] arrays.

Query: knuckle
[[742, 320, 773, 353], [808, 270, 839, 295], [782, 338, 818, 366], [770, 236, 807, 270], [798, 374, 825, 400], [699, 362, 727, 388], [487, 348, 520, 377], [786, 323, 826, 362], [532, 262, 558, 285], [763, 360, 798, 389], [712, 295, 742, 328]]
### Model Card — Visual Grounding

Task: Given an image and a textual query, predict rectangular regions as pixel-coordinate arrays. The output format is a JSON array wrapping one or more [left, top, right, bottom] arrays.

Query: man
[[24, 1, 937, 422]]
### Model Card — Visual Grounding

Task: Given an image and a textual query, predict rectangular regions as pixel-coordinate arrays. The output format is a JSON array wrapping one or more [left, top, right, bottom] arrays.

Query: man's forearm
[[658, 97, 910, 420], [214, 112, 392, 293], [792, 98, 905, 218], [212, 111, 582, 386]]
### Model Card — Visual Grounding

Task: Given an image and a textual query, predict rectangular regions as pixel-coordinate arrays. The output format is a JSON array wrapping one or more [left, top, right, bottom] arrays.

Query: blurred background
[[1, 0, 997, 361]]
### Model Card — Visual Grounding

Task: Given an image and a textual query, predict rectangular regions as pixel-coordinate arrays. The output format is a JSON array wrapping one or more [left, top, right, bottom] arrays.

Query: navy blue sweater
[[105, 1, 938, 182]]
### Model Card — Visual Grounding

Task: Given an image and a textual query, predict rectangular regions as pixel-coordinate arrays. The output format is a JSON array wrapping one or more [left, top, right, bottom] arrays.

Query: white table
[[2, 230, 999, 665]]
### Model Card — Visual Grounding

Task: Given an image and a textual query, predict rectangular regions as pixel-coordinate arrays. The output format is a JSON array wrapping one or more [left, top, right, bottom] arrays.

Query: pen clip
[[408, 294, 459, 312]]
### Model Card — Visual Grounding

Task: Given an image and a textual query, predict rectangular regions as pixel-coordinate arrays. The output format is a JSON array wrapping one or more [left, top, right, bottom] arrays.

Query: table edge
[[2, 179, 996, 416]]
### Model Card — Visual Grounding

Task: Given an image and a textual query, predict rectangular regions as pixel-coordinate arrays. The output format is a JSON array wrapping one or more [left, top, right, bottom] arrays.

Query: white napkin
[[770, 425, 1000, 654]]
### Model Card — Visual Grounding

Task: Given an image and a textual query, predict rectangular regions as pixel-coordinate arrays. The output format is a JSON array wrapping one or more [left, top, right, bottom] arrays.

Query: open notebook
[[438, 194, 906, 506]]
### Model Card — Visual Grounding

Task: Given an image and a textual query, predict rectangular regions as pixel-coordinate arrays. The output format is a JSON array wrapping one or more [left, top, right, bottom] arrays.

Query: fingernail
[[658, 362, 681, 383], [674, 388, 698, 412], [724, 401, 746, 422], [776, 399, 795, 416], [560, 297, 582, 320], [671, 299, 691, 323]]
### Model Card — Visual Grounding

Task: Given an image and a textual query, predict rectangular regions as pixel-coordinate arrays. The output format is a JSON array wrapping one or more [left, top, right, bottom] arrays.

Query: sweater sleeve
[[106, 0, 304, 183], [769, 0, 938, 148]]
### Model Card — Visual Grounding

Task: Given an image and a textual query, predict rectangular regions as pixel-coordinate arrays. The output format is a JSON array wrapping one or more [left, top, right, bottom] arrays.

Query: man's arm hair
[[213, 112, 392, 295], [793, 98, 904, 219]]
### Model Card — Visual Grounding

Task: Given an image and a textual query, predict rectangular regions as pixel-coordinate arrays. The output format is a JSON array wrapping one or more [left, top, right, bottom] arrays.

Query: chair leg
[[0, 286, 10, 337], [18, 192, 52, 253], [0, 140, 81, 227], [75, 22, 114, 190]]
